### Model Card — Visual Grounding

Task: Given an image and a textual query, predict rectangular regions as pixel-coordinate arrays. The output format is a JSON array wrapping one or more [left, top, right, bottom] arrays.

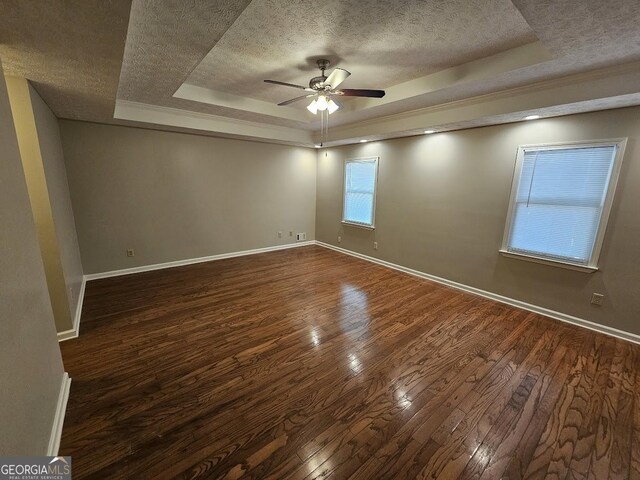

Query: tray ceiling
[[186, 0, 537, 103], [1, 0, 639, 146]]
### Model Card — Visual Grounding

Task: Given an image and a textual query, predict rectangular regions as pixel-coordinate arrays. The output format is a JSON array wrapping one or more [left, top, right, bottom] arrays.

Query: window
[[343, 157, 379, 228], [501, 140, 626, 271]]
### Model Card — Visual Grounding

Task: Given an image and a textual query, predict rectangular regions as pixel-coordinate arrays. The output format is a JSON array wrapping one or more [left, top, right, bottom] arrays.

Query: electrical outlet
[[373, 241, 378, 250], [591, 293, 604, 306], [126, 248, 135, 257], [296, 232, 307, 241], [277, 231, 283, 238], [337, 236, 342, 243]]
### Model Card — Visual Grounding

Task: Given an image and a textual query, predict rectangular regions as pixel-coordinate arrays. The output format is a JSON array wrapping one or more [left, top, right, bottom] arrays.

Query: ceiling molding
[[4, 0, 638, 146], [314, 61, 640, 145], [174, 41, 552, 129], [174, 83, 310, 123], [341, 41, 553, 113], [332, 62, 640, 129], [114, 100, 313, 146], [113, 61, 640, 147]]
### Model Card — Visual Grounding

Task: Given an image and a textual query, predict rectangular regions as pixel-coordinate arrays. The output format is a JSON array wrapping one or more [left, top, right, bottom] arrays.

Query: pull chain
[[526, 151, 539, 208]]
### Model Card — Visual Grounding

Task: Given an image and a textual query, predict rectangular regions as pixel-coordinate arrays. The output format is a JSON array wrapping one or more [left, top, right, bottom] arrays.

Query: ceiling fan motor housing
[[309, 75, 328, 89], [265, 58, 385, 106], [310, 59, 331, 90]]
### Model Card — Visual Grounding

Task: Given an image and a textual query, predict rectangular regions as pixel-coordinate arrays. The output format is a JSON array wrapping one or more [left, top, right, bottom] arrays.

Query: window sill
[[498, 250, 598, 273], [342, 221, 375, 230]]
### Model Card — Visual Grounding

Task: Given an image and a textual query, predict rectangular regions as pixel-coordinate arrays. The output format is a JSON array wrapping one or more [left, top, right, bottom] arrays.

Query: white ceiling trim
[[340, 41, 552, 113], [114, 61, 640, 148], [114, 100, 313, 146], [174, 83, 310, 123], [174, 41, 552, 129], [335, 62, 640, 128], [316, 61, 640, 145]]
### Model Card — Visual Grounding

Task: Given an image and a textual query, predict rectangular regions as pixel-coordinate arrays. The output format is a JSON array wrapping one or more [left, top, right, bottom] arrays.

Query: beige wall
[[0, 62, 65, 455], [59, 121, 317, 274], [5, 76, 73, 332], [29, 85, 83, 330], [316, 106, 640, 336]]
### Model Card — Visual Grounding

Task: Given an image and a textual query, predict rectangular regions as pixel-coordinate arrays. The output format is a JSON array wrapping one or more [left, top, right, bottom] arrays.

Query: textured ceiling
[[116, 0, 306, 129], [320, 0, 640, 130], [117, 0, 640, 130], [118, 0, 252, 104], [511, 0, 640, 62], [0, 0, 131, 122], [186, 0, 537, 103], [1, 0, 639, 144]]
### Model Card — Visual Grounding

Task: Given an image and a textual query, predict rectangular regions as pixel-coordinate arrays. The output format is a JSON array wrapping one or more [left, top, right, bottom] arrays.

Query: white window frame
[[500, 138, 627, 273], [342, 157, 379, 229]]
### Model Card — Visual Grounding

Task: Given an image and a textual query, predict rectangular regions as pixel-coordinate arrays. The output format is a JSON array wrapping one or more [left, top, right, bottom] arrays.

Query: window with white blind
[[501, 140, 626, 272], [343, 157, 379, 228]]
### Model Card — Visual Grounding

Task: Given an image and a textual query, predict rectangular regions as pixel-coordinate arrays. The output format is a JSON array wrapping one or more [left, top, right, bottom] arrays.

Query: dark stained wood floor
[[60, 245, 640, 479]]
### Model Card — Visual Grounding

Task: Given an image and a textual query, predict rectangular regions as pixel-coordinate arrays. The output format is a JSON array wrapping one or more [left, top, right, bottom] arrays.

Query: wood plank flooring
[[59, 245, 640, 479]]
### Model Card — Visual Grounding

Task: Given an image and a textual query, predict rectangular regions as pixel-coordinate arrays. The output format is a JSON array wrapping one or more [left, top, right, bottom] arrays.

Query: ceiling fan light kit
[[264, 59, 386, 115], [316, 94, 329, 111], [264, 59, 386, 145]]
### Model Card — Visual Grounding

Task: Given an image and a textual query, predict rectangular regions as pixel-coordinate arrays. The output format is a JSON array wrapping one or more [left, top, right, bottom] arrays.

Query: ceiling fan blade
[[278, 94, 315, 106], [325, 68, 350, 88], [336, 88, 385, 98], [264, 79, 308, 90]]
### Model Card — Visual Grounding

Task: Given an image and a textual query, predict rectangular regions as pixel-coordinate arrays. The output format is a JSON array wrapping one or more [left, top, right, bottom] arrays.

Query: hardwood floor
[[59, 245, 640, 479]]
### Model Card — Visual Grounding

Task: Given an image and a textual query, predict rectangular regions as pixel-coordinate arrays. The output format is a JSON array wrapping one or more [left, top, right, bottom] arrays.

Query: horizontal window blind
[[507, 145, 617, 265], [344, 159, 378, 226]]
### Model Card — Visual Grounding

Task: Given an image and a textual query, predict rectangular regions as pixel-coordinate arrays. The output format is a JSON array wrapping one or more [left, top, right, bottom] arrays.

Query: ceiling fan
[[264, 59, 385, 114]]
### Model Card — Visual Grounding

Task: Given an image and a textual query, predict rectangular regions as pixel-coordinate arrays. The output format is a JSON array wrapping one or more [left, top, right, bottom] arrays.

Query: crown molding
[[114, 99, 315, 146], [341, 41, 553, 114], [317, 61, 640, 145], [113, 61, 640, 148], [174, 83, 311, 123]]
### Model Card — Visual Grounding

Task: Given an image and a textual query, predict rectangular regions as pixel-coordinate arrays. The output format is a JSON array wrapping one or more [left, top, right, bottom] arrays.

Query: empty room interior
[[2, 0, 640, 478]]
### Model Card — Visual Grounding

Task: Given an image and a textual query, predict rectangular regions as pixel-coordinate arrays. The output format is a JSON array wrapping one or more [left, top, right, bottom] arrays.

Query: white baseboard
[[68, 239, 640, 346], [315, 241, 640, 345], [84, 241, 316, 281], [47, 372, 71, 456], [58, 242, 314, 342], [57, 278, 85, 342]]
